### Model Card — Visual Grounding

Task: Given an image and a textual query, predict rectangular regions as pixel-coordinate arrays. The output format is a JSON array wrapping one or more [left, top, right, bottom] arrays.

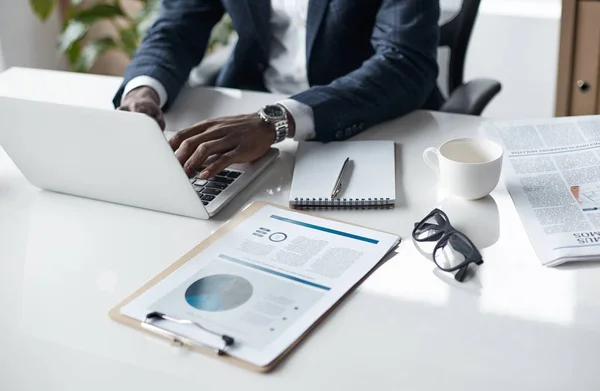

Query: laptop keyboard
[[190, 169, 243, 206]]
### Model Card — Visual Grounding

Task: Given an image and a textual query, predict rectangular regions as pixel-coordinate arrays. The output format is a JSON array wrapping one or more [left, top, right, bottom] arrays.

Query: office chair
[[438, 0, 502, 115]]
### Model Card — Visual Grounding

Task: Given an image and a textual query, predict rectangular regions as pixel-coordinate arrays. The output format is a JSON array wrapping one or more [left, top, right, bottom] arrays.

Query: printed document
[[485, 115, 600, 266], [121, 205, 399, 366]]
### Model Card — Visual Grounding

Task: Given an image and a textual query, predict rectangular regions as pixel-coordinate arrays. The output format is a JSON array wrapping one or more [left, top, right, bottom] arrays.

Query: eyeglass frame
[[412, 208, 484, 282]]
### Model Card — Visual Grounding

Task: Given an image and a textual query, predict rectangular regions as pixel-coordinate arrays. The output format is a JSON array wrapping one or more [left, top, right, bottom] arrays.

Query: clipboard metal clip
[[142, 311, 235, 356]]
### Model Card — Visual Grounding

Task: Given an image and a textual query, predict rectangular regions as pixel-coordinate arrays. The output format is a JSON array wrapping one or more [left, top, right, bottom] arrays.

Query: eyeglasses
[[412, 208, 483, 282]]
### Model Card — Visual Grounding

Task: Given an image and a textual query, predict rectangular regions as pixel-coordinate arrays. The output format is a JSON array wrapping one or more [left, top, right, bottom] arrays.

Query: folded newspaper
[[484, 115, 600, 267]]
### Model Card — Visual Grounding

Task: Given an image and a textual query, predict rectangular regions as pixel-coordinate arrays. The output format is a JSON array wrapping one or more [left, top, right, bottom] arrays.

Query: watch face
[[264, 105, 284, 118]]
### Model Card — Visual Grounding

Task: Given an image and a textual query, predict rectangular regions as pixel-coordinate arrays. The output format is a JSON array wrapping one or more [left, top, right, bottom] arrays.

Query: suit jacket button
[[335, 130, 343, 139], [345, 128, 353, 137]]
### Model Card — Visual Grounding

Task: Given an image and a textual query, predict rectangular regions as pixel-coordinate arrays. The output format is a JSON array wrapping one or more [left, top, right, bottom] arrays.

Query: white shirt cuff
[[123, 76, 168, 108], [277, 99, 316, 141]]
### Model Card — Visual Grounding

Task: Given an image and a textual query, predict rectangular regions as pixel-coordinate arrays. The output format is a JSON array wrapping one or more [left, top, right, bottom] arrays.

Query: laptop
[[0, 96, 279, 219]]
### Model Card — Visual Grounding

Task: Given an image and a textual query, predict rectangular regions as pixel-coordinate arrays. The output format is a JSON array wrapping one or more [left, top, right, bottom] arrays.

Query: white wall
[[0, 40, 5, 72], [465, 0, 562, 119], [0, 1, 67, 71]]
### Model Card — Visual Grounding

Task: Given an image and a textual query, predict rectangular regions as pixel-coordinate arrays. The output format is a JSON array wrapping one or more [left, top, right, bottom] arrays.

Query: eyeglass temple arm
[[455, 264, 469, 282]]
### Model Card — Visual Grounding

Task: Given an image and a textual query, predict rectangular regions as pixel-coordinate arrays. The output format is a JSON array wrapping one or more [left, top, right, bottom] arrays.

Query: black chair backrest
[[437, 0, 481, 97]]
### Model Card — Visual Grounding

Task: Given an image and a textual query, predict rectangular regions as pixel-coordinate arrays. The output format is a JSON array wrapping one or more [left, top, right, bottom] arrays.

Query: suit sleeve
[[291, 0, 440, 142], [112, 0, 225, 110]]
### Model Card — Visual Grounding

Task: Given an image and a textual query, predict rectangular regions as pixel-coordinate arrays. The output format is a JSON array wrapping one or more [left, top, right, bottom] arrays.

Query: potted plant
[[30, 0, 234, 73]]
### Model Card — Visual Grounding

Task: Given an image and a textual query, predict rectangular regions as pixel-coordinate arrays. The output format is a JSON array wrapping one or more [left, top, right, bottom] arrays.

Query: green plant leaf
[[73, 37, 117, 72], [71, 3, 125, 25], [57, 20, 88, 53], [65, 39, 82, 65], [135, 0, 161, 37], [119, 27, 139, 56], [30, 0, 56, 21], [63, 2, 77, 22], [208, 14, 234, 53]]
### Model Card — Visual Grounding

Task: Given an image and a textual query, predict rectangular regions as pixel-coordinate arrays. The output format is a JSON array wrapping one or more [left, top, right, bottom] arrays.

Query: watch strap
[[259, 105, 289, 144], [273, 120, 288, 144]]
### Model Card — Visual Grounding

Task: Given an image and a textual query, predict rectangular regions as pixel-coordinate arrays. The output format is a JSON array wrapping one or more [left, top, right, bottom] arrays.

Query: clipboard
[[109, 201, 400, 372]]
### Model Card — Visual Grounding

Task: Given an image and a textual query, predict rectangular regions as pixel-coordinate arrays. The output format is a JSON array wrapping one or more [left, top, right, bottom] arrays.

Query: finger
[[174, 136, 201, 166], [169, 120, 217, 151], [133, 100, 161, 116], [172, 124, 232, 164], [200, 150, 239, 179], [118, 103, 165, 130], [174, 128, 229, 166], [128, 101, 165, 130], [169, 116, 250, 150], [179, 123, 239, 152], [143, 107, 165, 130], [155, 111, 166, 130], [175, 133, 228, 170], [184, 139, 236, 177]]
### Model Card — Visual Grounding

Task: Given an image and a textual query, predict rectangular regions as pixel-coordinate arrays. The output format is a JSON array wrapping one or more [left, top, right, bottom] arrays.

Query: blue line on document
[[269, 215, 379, 244], [218, 254, 331, 291]]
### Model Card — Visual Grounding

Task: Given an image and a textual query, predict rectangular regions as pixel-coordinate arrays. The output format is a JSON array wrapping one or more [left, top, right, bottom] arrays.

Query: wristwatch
[[258, 104, 289, 144]]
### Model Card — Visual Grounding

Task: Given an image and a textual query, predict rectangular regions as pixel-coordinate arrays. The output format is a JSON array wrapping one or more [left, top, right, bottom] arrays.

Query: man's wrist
[[282, 107, 296, 138], [125, 86, 160, 105], [122, 76, 168, 108], [276, 99, 314, 141]]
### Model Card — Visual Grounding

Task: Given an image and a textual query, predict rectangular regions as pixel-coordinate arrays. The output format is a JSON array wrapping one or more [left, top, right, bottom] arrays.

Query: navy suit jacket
[[113, 0, 443, 142]]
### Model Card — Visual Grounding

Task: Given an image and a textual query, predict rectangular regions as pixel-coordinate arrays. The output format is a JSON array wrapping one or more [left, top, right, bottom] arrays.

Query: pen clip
[[333, 182, 343, 198], [141, 311, 234, 355], [331, 158, 350, 199]]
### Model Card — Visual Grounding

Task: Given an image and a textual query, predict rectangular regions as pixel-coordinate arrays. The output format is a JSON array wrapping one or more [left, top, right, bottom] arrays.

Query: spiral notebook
[[289, 141, 396, 209]]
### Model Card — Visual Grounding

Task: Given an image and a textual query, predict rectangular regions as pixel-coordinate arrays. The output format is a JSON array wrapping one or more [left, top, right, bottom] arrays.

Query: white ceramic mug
[[423, 138, 503, 200]]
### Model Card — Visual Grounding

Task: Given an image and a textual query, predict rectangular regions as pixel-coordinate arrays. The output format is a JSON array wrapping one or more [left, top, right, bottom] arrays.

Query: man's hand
[[169, 114, 277, 179], [118, 86, 166, 130]]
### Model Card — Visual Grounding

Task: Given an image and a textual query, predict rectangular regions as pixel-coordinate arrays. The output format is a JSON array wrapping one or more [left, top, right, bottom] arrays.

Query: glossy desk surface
[[1, 68, 599, 391]]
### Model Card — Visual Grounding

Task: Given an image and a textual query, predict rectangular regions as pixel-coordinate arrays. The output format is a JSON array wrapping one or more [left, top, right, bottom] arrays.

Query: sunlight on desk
[[478, 266, 576, 325], [362, 245, 451, 306], [476, 190, 577, 326]]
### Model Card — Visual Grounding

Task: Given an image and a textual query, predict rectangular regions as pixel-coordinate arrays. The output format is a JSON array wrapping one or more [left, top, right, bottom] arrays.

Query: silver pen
[[331, 157, 351, 199]]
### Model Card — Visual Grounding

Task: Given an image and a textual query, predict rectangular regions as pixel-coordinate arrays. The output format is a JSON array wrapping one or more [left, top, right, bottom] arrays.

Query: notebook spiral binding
[[290, 197, 394, 210]]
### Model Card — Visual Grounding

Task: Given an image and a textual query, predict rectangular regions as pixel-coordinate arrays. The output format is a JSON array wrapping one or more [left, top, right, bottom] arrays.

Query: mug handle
[[423, 147, 440, 175]]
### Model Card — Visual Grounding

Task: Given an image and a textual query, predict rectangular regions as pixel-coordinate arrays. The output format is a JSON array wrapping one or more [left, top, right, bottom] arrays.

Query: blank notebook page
[[289, 141, 396, 208]]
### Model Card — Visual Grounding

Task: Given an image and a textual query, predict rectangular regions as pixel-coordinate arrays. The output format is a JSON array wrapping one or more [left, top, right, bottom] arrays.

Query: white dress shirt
[[123, 0, 316, 141]]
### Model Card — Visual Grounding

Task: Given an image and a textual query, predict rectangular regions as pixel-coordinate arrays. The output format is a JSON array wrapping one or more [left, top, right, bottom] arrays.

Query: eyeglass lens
[[433, 232, 474, 271], [414, 213, 448, 241]]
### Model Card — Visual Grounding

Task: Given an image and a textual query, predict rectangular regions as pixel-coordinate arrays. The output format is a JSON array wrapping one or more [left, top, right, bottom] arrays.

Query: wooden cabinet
[[556, 0, 600, 116]]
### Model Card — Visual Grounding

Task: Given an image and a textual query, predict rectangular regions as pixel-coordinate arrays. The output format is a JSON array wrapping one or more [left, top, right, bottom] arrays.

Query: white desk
[[1, 67, 599, 391]]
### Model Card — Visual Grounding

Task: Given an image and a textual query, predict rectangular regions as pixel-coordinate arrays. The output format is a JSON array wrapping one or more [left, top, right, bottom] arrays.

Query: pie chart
[[185, 274, 253, 312]]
